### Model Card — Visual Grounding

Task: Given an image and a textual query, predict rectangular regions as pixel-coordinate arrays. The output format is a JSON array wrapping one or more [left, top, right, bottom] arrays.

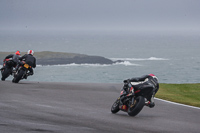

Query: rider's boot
[[145, 101, 155, 108], [145, 93, 155, 108], [24, 74, 27, 79], [28, 72, 33, 75]]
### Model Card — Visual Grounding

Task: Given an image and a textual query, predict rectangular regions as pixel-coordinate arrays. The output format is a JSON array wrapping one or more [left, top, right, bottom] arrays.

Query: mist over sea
[[1, 31, 200, 83]]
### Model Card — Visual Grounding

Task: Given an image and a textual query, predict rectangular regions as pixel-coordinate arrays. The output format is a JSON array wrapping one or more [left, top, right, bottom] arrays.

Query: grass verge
[[156, 83, 200, 107]]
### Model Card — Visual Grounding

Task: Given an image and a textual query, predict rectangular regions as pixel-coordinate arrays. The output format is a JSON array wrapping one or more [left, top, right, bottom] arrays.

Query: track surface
[[0, 81, 200, 133]]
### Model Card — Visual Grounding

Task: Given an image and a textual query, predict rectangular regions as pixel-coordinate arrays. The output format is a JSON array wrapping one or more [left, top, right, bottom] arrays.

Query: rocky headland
[[0, 51, 121, 65]]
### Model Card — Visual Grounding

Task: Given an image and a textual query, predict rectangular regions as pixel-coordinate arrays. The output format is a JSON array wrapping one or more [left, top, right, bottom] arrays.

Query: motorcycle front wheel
[[111, 98, 120, 114], [128, 96, 145, 116]]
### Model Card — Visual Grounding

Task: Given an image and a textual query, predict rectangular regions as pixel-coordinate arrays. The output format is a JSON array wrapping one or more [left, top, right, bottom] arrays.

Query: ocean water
[[1, 31, 200, 83]]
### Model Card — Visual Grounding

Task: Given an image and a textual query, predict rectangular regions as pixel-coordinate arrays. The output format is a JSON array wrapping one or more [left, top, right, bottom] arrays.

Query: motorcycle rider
[[0, 51, 21, 71], [17, 50, 36, 77], [122, 74, 159, 108]]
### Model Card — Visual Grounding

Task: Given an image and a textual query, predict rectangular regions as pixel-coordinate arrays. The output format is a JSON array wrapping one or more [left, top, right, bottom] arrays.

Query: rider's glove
[[123, 83, 129, 92], [127, 92, 133, 97]]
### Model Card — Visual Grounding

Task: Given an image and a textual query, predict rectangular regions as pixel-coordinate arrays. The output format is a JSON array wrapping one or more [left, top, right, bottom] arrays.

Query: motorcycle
[[1, 59, 15, 81], [111, 81, 154, 116], [12, 61, 32, 83]]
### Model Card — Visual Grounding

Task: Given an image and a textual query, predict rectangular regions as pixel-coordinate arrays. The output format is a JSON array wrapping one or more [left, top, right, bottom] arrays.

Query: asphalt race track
[[0, 81, 200, 133]]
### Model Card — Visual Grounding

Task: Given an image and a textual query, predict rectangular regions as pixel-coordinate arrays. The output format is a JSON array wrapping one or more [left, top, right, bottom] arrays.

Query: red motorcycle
[[111, 81, 154, 116]]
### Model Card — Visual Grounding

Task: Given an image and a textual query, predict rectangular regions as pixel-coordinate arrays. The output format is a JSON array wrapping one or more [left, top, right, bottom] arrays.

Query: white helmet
[[149, 73, 158, 82], [27, 50, 34, 55]]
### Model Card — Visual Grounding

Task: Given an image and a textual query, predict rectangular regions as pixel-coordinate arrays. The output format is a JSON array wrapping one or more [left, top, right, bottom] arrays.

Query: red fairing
[[130, 87, 133, 92], [135, 90, 141, 93], [120, 105, 128, 111], [120, 91, 123, 95], [3, 59, 10, 66]]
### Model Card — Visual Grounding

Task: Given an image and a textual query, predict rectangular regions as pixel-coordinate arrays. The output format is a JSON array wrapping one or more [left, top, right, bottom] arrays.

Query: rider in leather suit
[[0, 51, 21, 70], [17, 50, 36, 76], [122, 74, 159, 108]]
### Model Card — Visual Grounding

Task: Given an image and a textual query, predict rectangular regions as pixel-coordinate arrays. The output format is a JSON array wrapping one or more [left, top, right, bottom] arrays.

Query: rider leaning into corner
[[0, 50, 21, 71], [122, 74, 159, 108], [16, 50, 36, 76]]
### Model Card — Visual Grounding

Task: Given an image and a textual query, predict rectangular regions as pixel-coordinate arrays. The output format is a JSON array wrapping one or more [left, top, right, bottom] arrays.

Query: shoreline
[[0, 51, 123, 65]]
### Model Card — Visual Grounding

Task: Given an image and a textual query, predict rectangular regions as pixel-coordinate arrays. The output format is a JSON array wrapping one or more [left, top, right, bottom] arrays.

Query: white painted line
[[155, 98, 200, 110]]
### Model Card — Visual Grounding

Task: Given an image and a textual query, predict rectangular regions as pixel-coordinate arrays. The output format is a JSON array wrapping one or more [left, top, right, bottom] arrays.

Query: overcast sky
[[0, 0, 200, 33]]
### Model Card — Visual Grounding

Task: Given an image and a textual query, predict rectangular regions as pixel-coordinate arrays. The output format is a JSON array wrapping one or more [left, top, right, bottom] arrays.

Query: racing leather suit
[[0, 54, 21, 70], [123, 75, 159, 108], [18, 54, 36, 75]]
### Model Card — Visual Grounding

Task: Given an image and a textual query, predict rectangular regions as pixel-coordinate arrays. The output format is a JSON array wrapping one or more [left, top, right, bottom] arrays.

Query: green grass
[[156, 83, 200, 107]]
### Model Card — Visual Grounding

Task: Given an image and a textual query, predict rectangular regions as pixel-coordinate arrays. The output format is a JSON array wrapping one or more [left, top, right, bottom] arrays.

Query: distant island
[[0, 51, 121, 65]]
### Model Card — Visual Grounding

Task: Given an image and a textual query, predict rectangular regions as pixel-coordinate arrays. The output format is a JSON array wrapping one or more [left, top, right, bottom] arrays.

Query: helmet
[[15, 51, 20, 55], [149, 74, 158, 81], [27, 50, 34, 55]]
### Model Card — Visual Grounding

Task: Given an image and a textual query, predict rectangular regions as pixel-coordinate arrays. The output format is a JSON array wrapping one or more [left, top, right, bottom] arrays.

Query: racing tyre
[[1, 68, 10, 81], [13, 69, 24, 83], [111, 98, 120, 114], [128, 96, 145, 116]]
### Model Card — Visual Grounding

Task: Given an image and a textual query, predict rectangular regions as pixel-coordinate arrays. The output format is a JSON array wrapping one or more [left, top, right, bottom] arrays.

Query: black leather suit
[[19, 54, 36, 74]]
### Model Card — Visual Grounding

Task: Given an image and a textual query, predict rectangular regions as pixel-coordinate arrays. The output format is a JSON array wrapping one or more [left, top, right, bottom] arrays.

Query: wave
[[113, 61, 141, 66], [37, 61, 141, 67], [110, 57, 169, 61], [37, 63, 111, 67]]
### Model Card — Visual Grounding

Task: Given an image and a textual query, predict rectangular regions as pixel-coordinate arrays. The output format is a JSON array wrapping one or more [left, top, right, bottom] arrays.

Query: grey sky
[[0, 0, 200, 32]]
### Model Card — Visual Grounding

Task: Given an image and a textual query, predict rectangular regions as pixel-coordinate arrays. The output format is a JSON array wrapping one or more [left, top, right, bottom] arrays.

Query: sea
[[1, 30, 200, 83]]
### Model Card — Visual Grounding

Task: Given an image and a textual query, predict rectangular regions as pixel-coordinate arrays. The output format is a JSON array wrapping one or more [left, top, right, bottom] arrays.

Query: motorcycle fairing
[[135, 85, 154, 100]]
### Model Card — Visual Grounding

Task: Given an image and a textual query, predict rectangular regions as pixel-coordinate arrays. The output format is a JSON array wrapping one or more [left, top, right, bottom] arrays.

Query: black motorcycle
[[111, 81, 155, 116], [1, 59, 15, 81], [12, 61, 32, 83]]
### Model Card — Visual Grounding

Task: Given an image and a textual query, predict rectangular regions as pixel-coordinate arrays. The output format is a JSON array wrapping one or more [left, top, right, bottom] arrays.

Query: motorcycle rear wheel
[[12, 69, 24, 83], [1, 68, 10, 81], [111, 98, 120, 114], [128, 96, 145, 116]]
